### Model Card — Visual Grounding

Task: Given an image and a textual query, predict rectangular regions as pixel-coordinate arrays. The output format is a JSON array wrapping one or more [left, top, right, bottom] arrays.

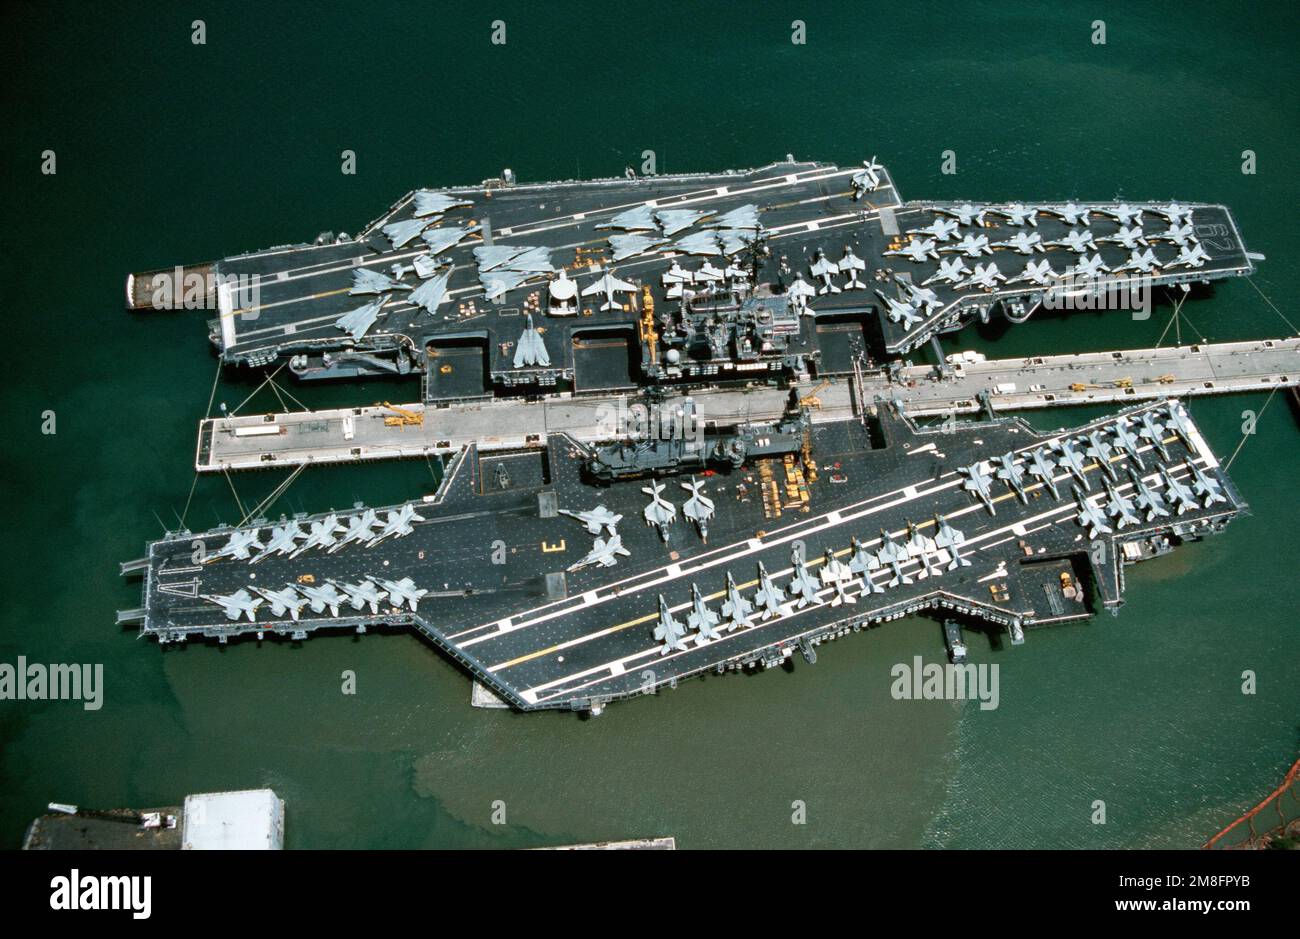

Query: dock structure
[[124, 399, 1245, 713], [195, 337, 1298, 473]]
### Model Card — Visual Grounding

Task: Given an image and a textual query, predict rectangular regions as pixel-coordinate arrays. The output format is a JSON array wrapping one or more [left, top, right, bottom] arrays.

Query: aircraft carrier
[[119, 157, 1272, 712]]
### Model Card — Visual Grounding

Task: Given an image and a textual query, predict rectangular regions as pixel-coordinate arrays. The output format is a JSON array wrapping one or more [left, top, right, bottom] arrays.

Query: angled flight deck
[[123, 399, 1245, 712]]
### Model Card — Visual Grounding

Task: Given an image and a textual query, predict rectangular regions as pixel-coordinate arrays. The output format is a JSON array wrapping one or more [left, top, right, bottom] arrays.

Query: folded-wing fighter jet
[[875, 529, 912, 586], [686, 584, 722, 643], [851, 158, 885, 197], [1128, 468, 1169, 521], [960, 461, 998, 515], [1110, 420, 1146, 469], [581, 270, 637, 312], [905, 522, 939, 579], [1042, 202, 1089, 226], [366, 504, 425, 547], [786, 274, 817, 313], [1026, 447, 1061, 499], [373, 576, 429, 611], [995, 453, 1030, 503], [652, 594, 689, 655], [641, 480, 677, 541], [1067, 253, 1110, 280], [1085, 430, 1119, 481], [291, 515, 346, 558], [933, 203, 988, 227], [786, 546, 822, 608], [940, 234, 993, 258], [1103, 480, 1140, 529], [254, 585, 309, 621], [987, 203, 1038, 227], [330, 509, 380, 553], [299, 582, 348, 617], [720, 572, 755, 630], [933, 514, 971, 570], [1047, 229, 1098, 253], [1154, 222, 1195, 246], [333, 579, 388, 614], [1189, 463, 1227, 506], [1098, 225, 1148, 251], [959, 263, 1006, 292], [560, 505, 622, 536], [809, 250, 841, 295], [1073, 488, 1113, 540], [1056, 438, 1092, 490], [922, 258, 971, 287], [1114, 247, 1161, 274], [848, 536, 884, 594], [1096, 204, 1142, 227], [1160, 466, 1199, 514], [1138, 411, 1172, 461], [1151, 202, 1194, 226], [753, 562, 786, 619], [875, 290, 924, 327], [252, 521, 305, 564], [209, 528, 263, 563], [681, 477, 715, 541], [907, 217, 960, 242], [883, 237, 940, 263], [1163, 403, 1199, 449], [838, 248, 866, 289], [997, 231, 1045, 255], [1168, 243, 1211, 269], [201, 587, 262, 622], [1007, 259, 1057, 286]]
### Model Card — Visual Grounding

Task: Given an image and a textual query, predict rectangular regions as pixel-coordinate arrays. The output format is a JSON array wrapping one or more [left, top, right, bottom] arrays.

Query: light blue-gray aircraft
[[907, 217, 960, 242], [1098, 225, 1148, 251], [1111, 419, 1146, 469], [1085, 430, 1120, 482], [330, 509, 379, 553], [560, 505, 622, 536], [849, 536, 884, 593], [673, 231, 723, 256], [607, 233, 667, 262], [641, 480, 677, 542], [201, 587, 262, 622], [1073, 488, 1113, 540], [875, 290, 924, 327], [721, 572, 755, 631], [332, 578, 388, 614], [653, 594, 689, 655], [851, 158, 885, 197], [1189, 463, 1227, 506], [382, 217, 429, 249], [372, 576, 429, 612], [1047, 229, 1098, 253], [883, 236, 940, 263], [252, 521, 305, 564], [786, 546, 822, 608], [997, 231, 1045, 255], [1056, 438, 1092, 490], [906, 522, 940, 579], [595, 205, 657, 231], [1042, 202, 1089, 226], [208, 528, 263, 563], [820, 549, 856, 606], [933, 514, 971, 570], [655, 208, 710, 236], [958, 262, 1006, 292], [291, 515, 345, 558], [1127, 469, 1168, 521], [350, 268, 408, 295], [960, 461, 998, 514], [933, 203, 988, 227], [939, 233, 993, 258], [1103, 480, 1140, 529], [1097, 203, 1142, 227], [1159, 466, 1199, 515], [410, 270, 452, 315], [513, 314, 551, 369], [254, 585, 309, 621], [1007, 259, 1057, 287], [412, 190, 472, 218], [987, 203, 1038, 227], [1027, 447, 1061, 499], [581, 270, 637, 312], [366, 504, 425, 546], [1164, 403, 1199, 449], [1139, 411, 1172, 460], [299, 581, 348, 617], [421, 226, 471, 255], [335, 298, 388, 341], [566, 534, 631, 572], [686, 584, 722, 644], [709, 204, 760, 230], [875, 529, 913, 587], [681, 477, 715, 541], [995, 453, 1030, 504], [753, 562, 786, 619]]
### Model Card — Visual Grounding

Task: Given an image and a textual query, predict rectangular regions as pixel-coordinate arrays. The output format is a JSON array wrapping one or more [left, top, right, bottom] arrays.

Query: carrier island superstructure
[[119, 157, 1286, 713]]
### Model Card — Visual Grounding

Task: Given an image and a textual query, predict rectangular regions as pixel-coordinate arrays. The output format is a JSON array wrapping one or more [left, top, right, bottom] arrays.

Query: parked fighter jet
[[366, 504, 425, 547], [201, 587, 263, 622], [252, 521, 305, 564], [883, 237, 940, 263], [720, 572, 755, 630], [595, 205, 657, 231], [560, 505, 622, 536], [1160, 466, 1198, 514], [960, 461, 998, 515], [655, 208, 710, 236], [940, 234, 993, 258], [809, 250, 841, 295], [1027, 447, 1061, 499], [1189, 463, 1227, 506], [875, 291, 924, 327], [1098, 225, 1148, 250], [1073, 488, 1113, 540], [412, 190, 472, 218], [820, 550, 856, 606], [209, 528, 263, 563], [373, 576, 429, 612], [1042, 202, 1089, 226], [907, 217, 960, 242], [1007, 259, 1056, 286], [959, 263, 1006, 292], [1103, 480, 1140, 529], [421, 226, 471, 255], [1138, 411, 1172, 460], [1168, 243, 1211, 269], [290, 515, 346, 558], [933, 514, 971, 570], [681, 477, 715, 541], [995, 453, 1030, 503], [1056, 438, 1092, 490], [567, 534, 631, 572], [674, 231, 723, 256], [1154, 222, 1195, 246], [335, 298, 388, 341], [686, 584, 722, 643], [921, 257, 971, 286], [254, 585, 309, 621], [1067, 253, 1110, 280], [332, 579, 388, 614], [848, 536, 884, 593], [349, 268, 409, 295], [1164, 403, 1199, 449], [1046, 229, 1098, 253], [608, 233, 667, 262], [753, 562, 786, 619], [933, 203, 988, 227], [905, 522, 939, 579], [382, 217, 429, 249], [1096, 203, 1142, 227], [1110, 420, 1146, 469], [410, 269, 452, 315], [833, 247, 866, 289], [1128, 468, 1169, 521], [1114, 248, 1161, 275], [786, 274, 817, 312], [641, 480, 677, 542], [786, 546, 822, 608], [581, 270, 637, 311], [513, 314, 551, 368], [331, 509, 380, 553], [875, 529, 912, 586], [299, 582, 348, 617], [901, 281, 941, 313], [653, 594, 689, 655], [987, 203, 1038, 227], [997, 232, 1045, 255], [851, 157, 885, 196], [1151, 202, 1194, 226], [1085, 430, 1119, 482]]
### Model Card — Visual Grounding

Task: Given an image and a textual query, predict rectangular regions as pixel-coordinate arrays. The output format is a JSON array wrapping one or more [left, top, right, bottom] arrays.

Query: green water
[[1, 1, 1296, 848]]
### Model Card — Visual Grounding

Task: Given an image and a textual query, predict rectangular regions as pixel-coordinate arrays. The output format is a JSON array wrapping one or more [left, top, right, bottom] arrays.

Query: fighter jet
[[933, 203, 988, 227], [958, 263, 1006, 292], [820, 550, 857, 606], [1073, 488, 1113, 540], [1114, 248, 1161, 275], [1085, 430, 1119, 482], [349, 268, 409, 295], [1098, 225, 1148, 250], [654, 208, 710, 236], [1138, 411, 1172, 460], [1160, 466, 1199, 515], [1027, 447, 1061, 499], [513, 314, 551, 368], [922, 257, 972, 287], [559, 505, 622, 536], [987, 203, 1038, 227], [366, 504, 425, 547], [720, 572, 755, 631], [252, 521, 305, 564], [709, 204, 761, 231], [420, 226, 471, 255], [686, 584, 722, 643], [1151, 202, 1194, 226], [299, 582, 348, 617], [1067, 253, 1110, 280], [607, 233, 667, 262], [875, 290, 924, 327], [907, 217, 960, 242], [960, 461, 998, 515], [883, 237, 940, 263], [566, 534, 631, 572], [208, 528, 263, 563], [201, 588, 263, 622], [1046, 229, 1098, 253], [786, 546, 822, 608], [652, 594, 689, 655], [335, 298, 388, 341], [1128, 468, 1169, 521], [1056, 438, 1092, 490], [674, 231, 723, 256], [838, 248, 867, 289], [786, 274, 817, 313], [1103, 480, 1140, 529], [641, 480, 677, 542], [373, 576, 429, 612], [905, 522, 939, 579], [875, 529, 913, 587], [901, 281, 941, 313], [1042, 202, 1089, 226], [1164, 403, 1199, 449], [581, 270, 637, 312], [1096, 204, 1143, 227], [410, 269, 452, 316], [933, 514, 971, 570], [412, 190, 472, 218], [1007, 259, 1057, 286], [1154, 222, 1195, 246], [1189, 463, 1227, 506], [809, 250, 840, 294], [254, 585, 309, 621], [331, 509, 380, 553], [595, 205, 657, 231], [332, 579, 388, 615], [381, 217, 429, 249], [851, 157, 885, 197], [940, 234, 993, 258], [1168, 243, 1211, 269], [753, 562, 786, 619], [997, 231, 1045, 255], [481, 269, 531, 300], [1110, 420, 1146, 470], [681, 477, 715, 541], [995, 453, 1029, 504], [848, 536, 884, 594]]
